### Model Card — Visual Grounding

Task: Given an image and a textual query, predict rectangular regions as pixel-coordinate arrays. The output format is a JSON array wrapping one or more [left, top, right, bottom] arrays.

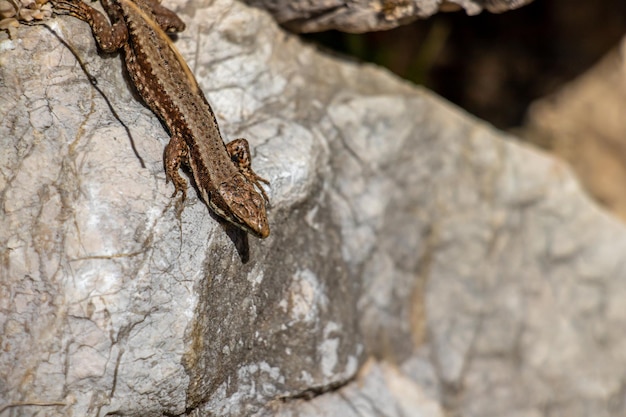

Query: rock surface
[[1, 0, 625, 416], [524, 36, 626, 222], [244, 0, 534, 33]]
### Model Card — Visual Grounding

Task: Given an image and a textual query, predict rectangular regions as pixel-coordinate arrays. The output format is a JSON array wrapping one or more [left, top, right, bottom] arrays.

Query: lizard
[[50, 0, 271, 238]]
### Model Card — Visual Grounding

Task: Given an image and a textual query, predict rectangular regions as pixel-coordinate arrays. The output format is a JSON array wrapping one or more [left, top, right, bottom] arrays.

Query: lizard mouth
[[227, 202, 270, 239], [243, 213, 270, 239]]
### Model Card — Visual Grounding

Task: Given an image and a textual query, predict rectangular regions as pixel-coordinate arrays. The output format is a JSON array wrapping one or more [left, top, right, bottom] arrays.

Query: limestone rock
[[1, 0, 625, 416]]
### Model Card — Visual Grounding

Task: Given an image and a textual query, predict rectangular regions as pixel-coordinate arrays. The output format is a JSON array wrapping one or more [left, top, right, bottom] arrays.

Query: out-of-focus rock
[[524, 36, 626, 221], [243, 0, 534, 33]]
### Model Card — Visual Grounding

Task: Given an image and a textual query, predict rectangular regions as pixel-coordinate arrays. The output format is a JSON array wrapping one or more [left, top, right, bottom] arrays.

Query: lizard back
[[118, 0, 239, 188]]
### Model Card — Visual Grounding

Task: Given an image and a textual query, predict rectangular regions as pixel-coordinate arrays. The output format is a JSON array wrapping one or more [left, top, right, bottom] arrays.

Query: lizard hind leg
[[164, 132, 189, 201], [226, 138, 270, 204]]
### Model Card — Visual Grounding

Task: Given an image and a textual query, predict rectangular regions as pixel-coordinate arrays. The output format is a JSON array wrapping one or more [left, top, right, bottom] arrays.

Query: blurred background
[[304, 0, 626, 129], [305, 0, 626, 219]]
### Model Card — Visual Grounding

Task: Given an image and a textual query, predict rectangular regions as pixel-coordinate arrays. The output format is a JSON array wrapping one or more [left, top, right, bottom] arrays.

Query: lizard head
[[217, 174, 270, 239]]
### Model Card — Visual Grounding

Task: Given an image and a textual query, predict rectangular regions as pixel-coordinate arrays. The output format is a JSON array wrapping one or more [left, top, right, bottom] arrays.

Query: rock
[[270, 360, 445, 417], [1, 0, 625, 416], [523, 36, 626, 222], [243, 0, 535, 33]]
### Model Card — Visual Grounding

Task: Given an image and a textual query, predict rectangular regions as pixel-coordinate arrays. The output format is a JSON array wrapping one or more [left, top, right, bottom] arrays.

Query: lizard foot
[[226, 138, 270, 205], [164, 133, 188, 201]]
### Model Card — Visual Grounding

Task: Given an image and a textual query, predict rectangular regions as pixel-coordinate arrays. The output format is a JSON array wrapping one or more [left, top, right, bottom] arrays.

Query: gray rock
[[1, 0, 625, 416], [243, 0, 534, 33]]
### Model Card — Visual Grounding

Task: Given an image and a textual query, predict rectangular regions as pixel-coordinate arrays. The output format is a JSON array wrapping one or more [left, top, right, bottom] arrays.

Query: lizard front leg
[[226, 138, 270, 204], [131, 0, 186, 33], [164, 132, 189, 200], [50, 0, 128, 52], [52, 0, 185, 47]]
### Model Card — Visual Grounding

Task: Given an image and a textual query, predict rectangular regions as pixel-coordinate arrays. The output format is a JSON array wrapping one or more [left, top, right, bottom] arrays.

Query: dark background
[[304, 0, 626, 129]]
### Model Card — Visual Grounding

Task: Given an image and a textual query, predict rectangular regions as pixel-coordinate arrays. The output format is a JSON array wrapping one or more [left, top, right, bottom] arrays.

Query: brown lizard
[[50, 0, 271, 238]]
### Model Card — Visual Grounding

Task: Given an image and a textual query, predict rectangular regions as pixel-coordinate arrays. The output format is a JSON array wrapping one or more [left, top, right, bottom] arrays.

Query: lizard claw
[[249, 172, 270, 206], [226, 138, 270, 205]]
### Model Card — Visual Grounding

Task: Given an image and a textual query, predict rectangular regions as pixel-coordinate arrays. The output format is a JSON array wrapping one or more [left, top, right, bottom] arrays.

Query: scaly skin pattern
[[51, 0, 270, 238]]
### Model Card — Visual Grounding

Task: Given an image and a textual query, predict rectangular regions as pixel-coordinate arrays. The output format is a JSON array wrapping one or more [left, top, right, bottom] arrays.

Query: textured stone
[[244, 0, 534, 33], [1, 0, 625, 416]]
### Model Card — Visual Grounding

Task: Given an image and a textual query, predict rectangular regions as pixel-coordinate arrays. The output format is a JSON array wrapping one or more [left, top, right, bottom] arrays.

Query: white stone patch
[[227, 361, 286, 400], [319, 338, 339, 378], [287, 268, 328, 324], [0, 38, 16, 52], [237, 361, 284, 383], [304, 205, 321, 231], [344, 355, 358, 376], [260, 361, 281, 375], [299, 370, 314, 385], [318, 322, 341, 377], [247, 268, 264, 288]]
